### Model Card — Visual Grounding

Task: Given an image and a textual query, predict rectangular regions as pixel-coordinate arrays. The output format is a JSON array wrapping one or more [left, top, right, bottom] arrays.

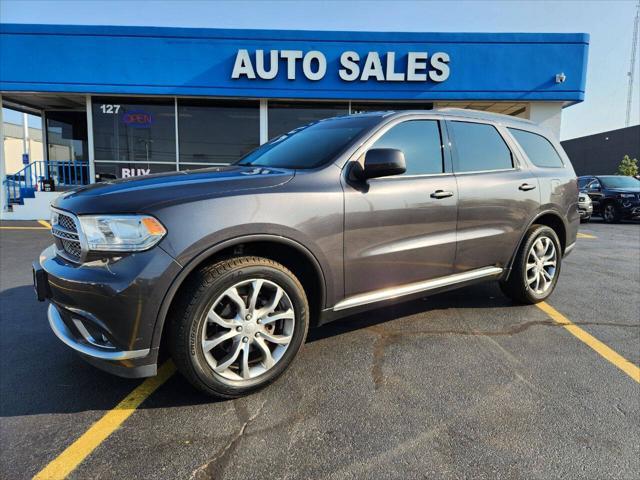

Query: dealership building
[[0, 24, 588, 219]]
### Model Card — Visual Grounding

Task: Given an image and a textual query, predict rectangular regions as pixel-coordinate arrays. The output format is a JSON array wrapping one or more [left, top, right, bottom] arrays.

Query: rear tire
[[500, 225, 562, 304], [168, 256, 309, 398]]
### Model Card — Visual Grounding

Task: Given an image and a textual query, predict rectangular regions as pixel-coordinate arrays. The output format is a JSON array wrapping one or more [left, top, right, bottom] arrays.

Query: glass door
[[45, 110, 89, 187]]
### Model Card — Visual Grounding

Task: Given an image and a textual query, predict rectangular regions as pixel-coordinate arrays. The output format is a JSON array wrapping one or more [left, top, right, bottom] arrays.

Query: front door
[[584, 179, 604, 213], [343, 118, 458, 298]]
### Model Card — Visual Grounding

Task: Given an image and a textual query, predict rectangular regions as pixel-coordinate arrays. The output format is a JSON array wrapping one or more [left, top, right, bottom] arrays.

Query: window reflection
[[268, 101, 348, 139], [94, 162, 176, 181], [46, 111, 88, 163], [350, 102, 433, 114], [178, 100, 259, 166], [92, 97, 176, 163]]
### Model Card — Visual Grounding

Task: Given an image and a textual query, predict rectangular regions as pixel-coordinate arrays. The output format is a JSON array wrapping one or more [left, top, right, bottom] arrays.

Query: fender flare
[[150, 234, 328, 351], [503, 209, 568, 281]]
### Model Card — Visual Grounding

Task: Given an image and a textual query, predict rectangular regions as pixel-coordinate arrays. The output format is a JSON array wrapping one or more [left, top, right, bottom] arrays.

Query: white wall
[[4, 136, 44, 174], [1, 191, 61, 220], [525, 102, 563, 139]]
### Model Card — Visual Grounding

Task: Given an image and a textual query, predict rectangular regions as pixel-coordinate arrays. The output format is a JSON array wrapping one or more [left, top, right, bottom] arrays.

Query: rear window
[[508, 128, 564, 168], [448, 121, 513, 173]]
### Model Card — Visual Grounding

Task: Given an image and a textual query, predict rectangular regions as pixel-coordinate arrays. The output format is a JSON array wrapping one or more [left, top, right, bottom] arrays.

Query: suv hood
[[606, 187, 640, 194], [53, 165, 295, 214]]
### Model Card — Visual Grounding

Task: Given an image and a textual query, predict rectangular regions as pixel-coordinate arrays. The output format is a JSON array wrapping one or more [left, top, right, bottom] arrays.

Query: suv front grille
[[57, 213, 77, 232], [60, 238, 82, 258], [51, 211, 82, 261]]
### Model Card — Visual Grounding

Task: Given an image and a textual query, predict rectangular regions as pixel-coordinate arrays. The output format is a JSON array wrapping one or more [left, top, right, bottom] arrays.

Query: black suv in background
[[578, 175, 640, 223], [35, 109, 579, 398]]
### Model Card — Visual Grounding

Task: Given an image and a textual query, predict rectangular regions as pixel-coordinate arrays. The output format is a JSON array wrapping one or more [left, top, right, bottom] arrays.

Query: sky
[[1, 0, 639, 140]]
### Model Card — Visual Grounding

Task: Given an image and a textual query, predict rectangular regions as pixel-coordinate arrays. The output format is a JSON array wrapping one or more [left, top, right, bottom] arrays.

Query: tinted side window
[[578, 177, 592, 189], [371, 120, 443, 175], [508, 128, 564, 168], [449, 121, 513, 172]]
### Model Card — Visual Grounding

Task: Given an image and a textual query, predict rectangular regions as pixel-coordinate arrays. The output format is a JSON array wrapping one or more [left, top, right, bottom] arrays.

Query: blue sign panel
[[0, 24, 589, 102]]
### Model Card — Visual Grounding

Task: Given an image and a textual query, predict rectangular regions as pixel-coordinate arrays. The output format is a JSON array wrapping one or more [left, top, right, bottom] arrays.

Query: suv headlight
[[78, 215, 167, 252]]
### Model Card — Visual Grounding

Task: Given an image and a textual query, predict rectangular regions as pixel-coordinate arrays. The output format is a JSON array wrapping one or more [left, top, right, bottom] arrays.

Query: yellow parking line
[[38, 220, 52, 229], [577, 232, 596, 239], [33, 361, 176, 480], [537, 302, 640, 383]]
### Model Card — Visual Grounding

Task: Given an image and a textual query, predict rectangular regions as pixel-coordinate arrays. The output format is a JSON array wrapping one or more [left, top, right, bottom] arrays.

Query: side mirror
[[357, 148, 406, 180]]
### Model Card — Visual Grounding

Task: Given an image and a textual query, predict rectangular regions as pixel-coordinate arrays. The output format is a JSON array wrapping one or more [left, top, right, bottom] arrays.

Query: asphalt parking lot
[[1, 218, 638, 479]]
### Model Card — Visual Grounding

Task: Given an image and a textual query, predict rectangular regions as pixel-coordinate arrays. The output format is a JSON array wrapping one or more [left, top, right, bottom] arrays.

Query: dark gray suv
[[34, 109, 579, 398]]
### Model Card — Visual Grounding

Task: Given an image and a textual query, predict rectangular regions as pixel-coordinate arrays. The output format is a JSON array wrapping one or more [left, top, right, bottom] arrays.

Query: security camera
[[555, 72, 566, 84]]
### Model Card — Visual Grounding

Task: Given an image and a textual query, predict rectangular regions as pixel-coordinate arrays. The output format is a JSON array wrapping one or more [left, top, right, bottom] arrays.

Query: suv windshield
[[237, 115, 380, 169], [599, 176, 640, 189]]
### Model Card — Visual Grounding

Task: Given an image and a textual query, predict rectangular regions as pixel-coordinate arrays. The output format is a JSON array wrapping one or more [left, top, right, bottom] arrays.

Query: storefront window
[[178, 99, 259, 168], [46, 111, 88, 163], [268, 101, 348, 139], [92, 97, 176, 164], [94, 162, 177, 181]]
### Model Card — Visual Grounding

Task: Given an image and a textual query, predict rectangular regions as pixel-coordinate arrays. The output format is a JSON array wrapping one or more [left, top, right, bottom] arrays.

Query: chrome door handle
[[430, 190, 454, 199], [519, 183, 536, 191]]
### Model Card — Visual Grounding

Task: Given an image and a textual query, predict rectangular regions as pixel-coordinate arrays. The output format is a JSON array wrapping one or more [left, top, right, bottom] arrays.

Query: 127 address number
[[100, 104, 121, 114]]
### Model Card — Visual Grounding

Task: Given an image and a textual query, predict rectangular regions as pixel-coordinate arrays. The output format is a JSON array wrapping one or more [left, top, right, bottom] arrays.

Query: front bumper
[[626, 206, 640, 219], [578, 203, 593, 218], [616, 199, 640, 219], [47, 303, 156, 378], [37, 244, 182, 378], [47, 303, 150, 360]]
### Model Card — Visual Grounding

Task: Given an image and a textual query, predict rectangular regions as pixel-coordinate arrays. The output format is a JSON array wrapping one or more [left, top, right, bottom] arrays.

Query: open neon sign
[[122, 110, 154, 128]]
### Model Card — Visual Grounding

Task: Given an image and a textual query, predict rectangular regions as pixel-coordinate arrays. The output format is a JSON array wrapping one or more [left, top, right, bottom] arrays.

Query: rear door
[[343, 118, 457, 298], [447, 120, 540, 273]]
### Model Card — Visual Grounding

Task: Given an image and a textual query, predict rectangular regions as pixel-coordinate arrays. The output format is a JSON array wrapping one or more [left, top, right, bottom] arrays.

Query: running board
[[333, 266, 503, 311]]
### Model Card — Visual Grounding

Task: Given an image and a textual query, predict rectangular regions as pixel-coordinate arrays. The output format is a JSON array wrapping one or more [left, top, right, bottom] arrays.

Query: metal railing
[[4, 160, 90, 205]]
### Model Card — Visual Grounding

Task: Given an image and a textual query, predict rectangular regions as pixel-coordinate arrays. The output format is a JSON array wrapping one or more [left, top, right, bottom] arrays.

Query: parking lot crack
[[573, 321, 638, 329], [371, 319, 638, 344], [191, 398, 267, 480], [366, 318, 640, 390], [369, 325, 394, 390]]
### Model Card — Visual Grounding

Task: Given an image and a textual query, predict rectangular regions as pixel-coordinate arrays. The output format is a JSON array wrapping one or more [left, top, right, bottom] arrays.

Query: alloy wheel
[[201, 279, 295, 382], [526, 236, 557, 295], [604, 204, 616, 222]]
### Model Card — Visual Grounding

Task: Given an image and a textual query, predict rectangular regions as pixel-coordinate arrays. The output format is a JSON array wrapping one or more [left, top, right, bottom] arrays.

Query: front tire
[[169, 256, 309, 398], [602, 203, 620, 223], [500, 225, 562, 304], [580, 215, 590, 223]]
